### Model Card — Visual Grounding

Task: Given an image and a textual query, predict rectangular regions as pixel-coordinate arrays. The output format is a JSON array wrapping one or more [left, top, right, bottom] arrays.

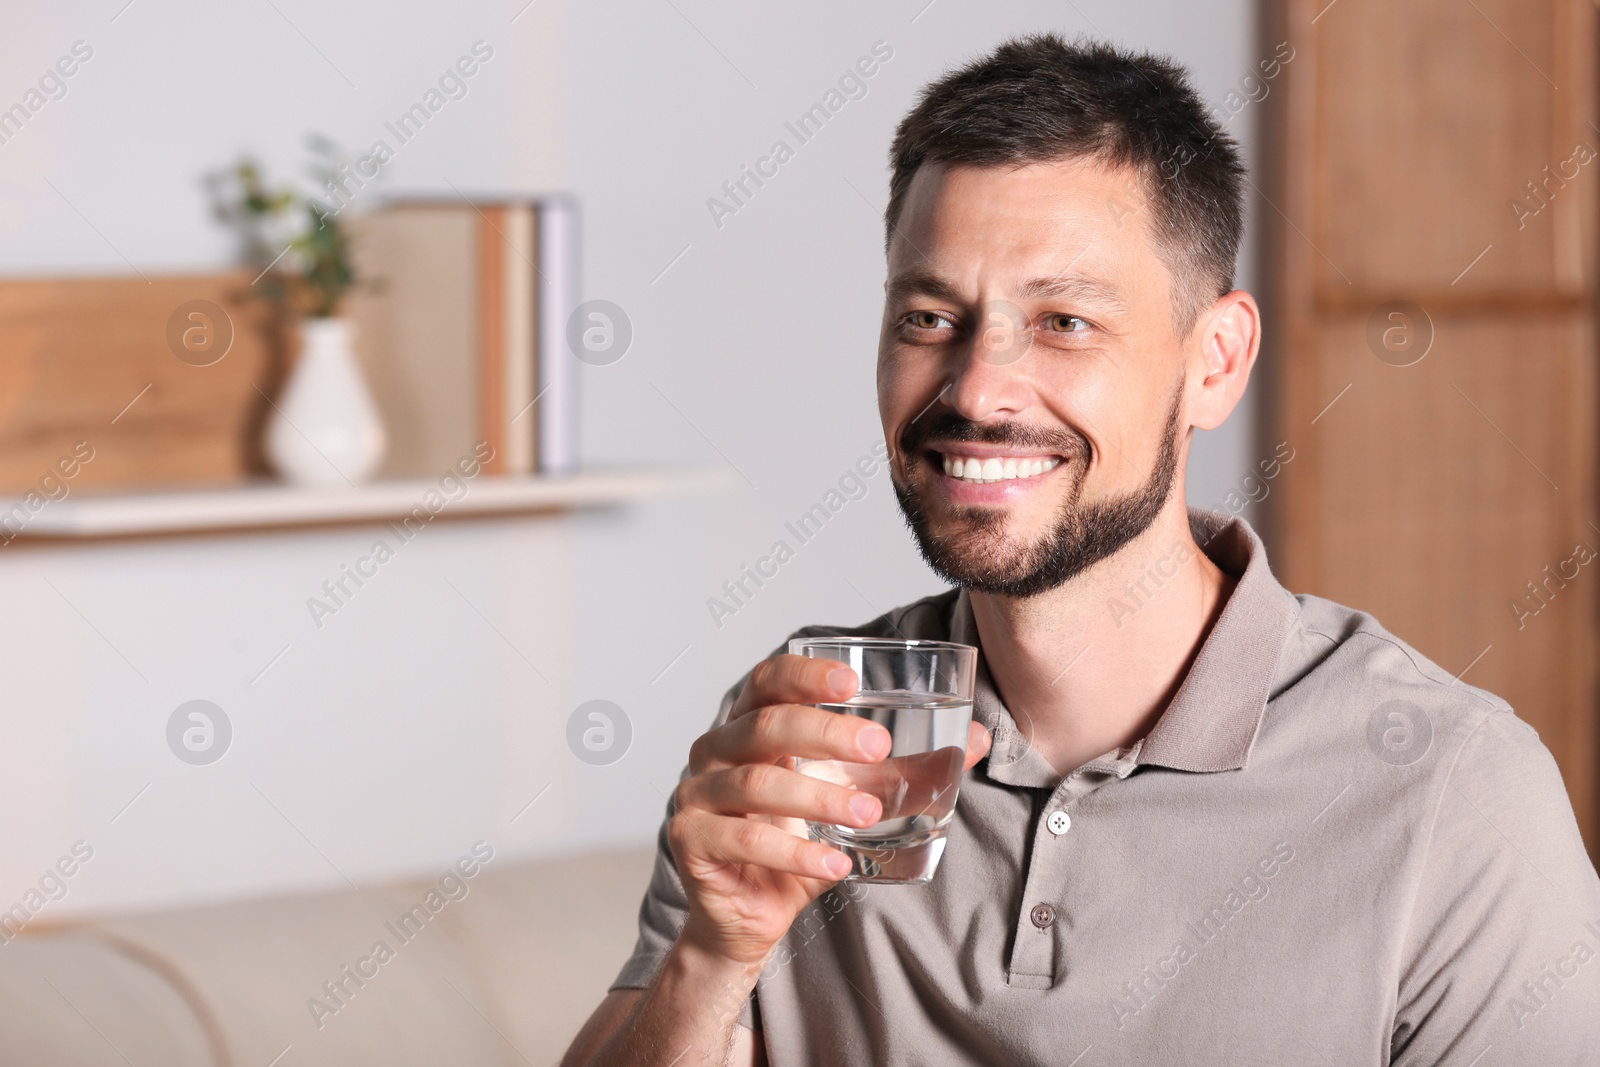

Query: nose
[[945, 305, 1033, 422]]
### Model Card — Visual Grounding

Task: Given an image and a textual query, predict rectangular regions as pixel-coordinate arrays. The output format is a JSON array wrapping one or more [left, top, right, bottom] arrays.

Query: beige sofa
[[0, 845, 656, 1066]]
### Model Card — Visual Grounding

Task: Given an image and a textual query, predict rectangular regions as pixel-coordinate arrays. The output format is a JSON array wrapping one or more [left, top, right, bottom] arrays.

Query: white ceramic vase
[[265, 318, 387, 487]]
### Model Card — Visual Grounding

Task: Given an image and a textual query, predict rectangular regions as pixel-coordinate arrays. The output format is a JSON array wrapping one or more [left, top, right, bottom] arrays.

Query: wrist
[[664, 924, 765, 1025], [670, 920, 767, 979]]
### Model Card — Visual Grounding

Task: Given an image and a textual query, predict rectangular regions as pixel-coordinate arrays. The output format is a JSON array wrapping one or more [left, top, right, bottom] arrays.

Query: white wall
[[0, 0, 1260, 917]]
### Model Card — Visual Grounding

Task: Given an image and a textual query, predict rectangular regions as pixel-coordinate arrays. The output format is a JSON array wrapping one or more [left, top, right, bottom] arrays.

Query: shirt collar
[[949, 507, 1300, 788]]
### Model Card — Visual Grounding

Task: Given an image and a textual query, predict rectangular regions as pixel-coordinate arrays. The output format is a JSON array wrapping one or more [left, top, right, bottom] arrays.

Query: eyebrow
[[885, 268, 1128, 314], [885, 268, 963, 306], [1016, 275, 1128, 312]]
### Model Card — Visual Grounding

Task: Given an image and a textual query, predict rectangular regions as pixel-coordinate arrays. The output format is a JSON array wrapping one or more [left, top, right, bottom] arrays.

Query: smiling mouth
[[934, 451, 1064, 485]]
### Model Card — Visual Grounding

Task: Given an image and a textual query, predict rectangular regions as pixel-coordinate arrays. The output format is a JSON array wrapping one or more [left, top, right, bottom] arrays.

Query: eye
[[1043, 314, 1090, 334], [905, 310, 956, 331]]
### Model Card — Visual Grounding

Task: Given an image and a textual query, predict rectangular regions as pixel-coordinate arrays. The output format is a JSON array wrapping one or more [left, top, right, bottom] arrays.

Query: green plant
[[210, 136, 356, 318]]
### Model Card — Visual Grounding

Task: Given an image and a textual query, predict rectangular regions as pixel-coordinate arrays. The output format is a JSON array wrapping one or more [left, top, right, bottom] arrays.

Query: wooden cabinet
[[1263, 0, 1599, 852]]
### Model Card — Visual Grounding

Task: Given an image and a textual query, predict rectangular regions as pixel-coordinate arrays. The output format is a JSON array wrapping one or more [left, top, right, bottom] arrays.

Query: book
[[348, 205, 482, 478], [502, 203, 537, 475], [348, 195, 580, 479], [535, 196, 579, 475]]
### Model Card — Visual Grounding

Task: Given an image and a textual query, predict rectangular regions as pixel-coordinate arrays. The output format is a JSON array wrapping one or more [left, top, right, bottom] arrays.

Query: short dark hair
[[886, 34, 1245, 337]]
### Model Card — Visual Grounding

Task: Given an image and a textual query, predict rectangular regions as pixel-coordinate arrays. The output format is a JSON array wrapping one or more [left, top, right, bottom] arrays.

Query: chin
[[894, 475, 1074, 596], [892, 453, 1174, 599]]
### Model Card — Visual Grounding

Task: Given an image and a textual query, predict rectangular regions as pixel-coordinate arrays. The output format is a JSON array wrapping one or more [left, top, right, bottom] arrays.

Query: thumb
[[961, 720, 991, 771]]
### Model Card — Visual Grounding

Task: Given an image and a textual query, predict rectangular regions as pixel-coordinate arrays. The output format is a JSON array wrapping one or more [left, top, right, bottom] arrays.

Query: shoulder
[[1274, 590, 1558, 798], [1266, 592, 1596, 913], [1280, 590, 1508, 718]]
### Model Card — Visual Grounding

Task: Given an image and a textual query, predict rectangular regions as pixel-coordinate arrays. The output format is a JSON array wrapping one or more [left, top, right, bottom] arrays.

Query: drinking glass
[[789, 637, 978, 883]]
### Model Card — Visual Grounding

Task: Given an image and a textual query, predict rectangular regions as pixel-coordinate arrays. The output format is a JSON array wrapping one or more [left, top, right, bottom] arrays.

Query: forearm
[[585, 938, 764, 1067]]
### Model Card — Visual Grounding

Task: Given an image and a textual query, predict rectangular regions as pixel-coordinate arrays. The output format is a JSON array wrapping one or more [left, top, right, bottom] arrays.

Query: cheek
[[1034, 361, 1117, 433], [1033, 359, 1156, 478], [876, 344, 935, 435]]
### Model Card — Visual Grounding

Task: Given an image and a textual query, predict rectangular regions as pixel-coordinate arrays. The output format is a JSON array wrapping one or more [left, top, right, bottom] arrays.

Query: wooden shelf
[[1, 467, 732, 539]]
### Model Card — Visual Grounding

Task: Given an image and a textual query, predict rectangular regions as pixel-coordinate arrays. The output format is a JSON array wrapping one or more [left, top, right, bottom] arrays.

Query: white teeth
[[940, 453, 1062, 484]]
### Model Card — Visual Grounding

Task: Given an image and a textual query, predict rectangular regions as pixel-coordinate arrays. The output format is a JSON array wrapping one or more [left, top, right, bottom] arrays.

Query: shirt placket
[[1006, 750, 1139, 989]]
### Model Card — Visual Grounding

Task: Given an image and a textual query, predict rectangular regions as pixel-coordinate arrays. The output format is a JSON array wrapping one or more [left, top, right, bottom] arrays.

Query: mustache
[[899, 410, 1089, 460]]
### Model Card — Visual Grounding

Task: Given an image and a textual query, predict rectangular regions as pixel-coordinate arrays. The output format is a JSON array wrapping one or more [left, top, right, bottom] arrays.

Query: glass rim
[[789, 636, 977, 656]]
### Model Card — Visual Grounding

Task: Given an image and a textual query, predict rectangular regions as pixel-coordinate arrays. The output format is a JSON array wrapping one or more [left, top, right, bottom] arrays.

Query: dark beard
[[891, 390, 1182, 598]]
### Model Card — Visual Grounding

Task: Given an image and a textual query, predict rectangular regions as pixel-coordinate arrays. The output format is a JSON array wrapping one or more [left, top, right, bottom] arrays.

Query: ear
[[1187, 290, 1261, 432]]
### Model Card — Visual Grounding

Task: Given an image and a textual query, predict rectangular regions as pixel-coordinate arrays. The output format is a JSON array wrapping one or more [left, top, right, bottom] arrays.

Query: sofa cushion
[[0, 929, 216, 1065], [98, 883, 514, 1067], [426, 845, 658, 1065]]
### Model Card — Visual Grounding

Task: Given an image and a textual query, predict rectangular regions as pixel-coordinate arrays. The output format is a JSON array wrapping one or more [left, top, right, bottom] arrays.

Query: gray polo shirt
[[614, 508, 1600, 1065]]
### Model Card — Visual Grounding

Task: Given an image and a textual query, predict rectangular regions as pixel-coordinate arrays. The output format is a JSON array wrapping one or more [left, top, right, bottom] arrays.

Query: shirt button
[[1030, 903, 1056, 930], [1046, 810, 1071, 836]]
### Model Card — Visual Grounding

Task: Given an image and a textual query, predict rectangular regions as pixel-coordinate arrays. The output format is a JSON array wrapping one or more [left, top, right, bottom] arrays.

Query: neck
[[968, 502, 1235, 777]]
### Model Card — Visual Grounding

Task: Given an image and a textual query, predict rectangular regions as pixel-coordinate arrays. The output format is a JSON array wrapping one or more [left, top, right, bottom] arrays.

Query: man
[[565, 34, 1600, 1066]]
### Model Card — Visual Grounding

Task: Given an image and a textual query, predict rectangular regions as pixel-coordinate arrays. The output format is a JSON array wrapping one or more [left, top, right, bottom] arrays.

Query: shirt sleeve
[[608, 671, 761, 1031], [1391, 706, 1600, 1065]]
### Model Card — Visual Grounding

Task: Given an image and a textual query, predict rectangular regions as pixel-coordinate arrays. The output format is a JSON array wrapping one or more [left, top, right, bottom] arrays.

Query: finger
[[695, 703, 891, 772], [800, 747, 965, 822], [962, 720, 991, 771], [729, 654, 858, 720], [680, 762, 882, 828], [671, 810, 853, 882]]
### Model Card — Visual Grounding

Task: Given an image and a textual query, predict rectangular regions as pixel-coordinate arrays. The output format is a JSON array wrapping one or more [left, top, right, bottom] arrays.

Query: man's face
[[879, 157, 1194, 597]]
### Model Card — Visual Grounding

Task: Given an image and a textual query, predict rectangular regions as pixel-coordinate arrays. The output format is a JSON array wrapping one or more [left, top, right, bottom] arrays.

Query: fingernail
[[827, 668, 856, 696], [859, 726, 891, 760], [849, 793, 879, 823], [826, 852, 853, 878]]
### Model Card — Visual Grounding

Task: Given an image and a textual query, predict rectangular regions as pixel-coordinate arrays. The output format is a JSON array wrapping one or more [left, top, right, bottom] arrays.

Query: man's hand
[[562, 651, 989, 1067], [670, 653, 991, 967]]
